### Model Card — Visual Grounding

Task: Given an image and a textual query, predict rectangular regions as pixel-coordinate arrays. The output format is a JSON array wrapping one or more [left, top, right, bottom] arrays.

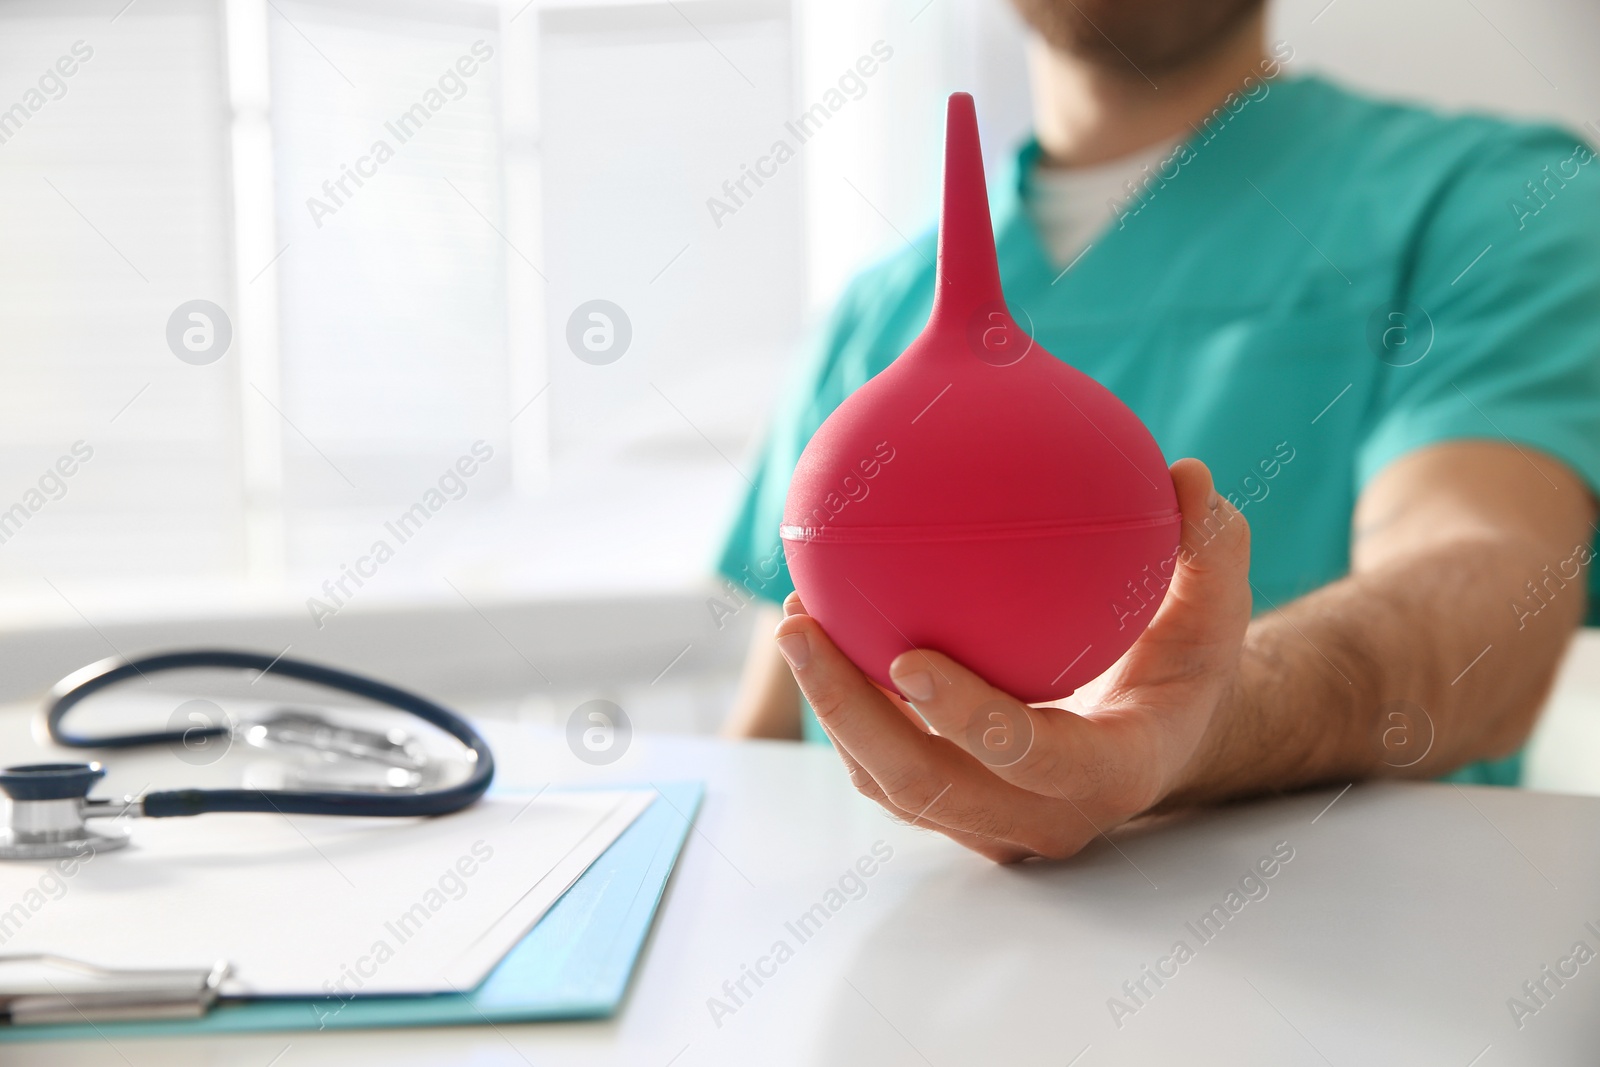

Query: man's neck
[[1028, 10, 1268, 168]]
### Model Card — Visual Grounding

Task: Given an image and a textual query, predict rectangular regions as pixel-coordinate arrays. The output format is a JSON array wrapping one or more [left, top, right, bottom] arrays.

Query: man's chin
[[1008, 0, 1265, 77]]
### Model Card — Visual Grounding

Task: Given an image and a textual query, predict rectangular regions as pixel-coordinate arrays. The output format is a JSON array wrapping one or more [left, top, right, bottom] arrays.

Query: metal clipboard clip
[[0, 953, 228, 1025]]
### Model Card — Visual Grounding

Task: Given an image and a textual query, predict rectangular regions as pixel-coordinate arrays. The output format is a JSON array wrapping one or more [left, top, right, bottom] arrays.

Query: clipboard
[[0, 781, 703, 1041]]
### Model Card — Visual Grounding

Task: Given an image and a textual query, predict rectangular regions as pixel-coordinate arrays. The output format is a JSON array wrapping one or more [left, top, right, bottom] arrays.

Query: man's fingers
[[885, 647, 1162, 815], [782, 600, 1037, 859], [888, 648, 1066, 779], [815, 716, 1039, 863], [1164, 458, 1252, 629], [775, 612, 1087, 857], [1099, 458, 1252, 701]]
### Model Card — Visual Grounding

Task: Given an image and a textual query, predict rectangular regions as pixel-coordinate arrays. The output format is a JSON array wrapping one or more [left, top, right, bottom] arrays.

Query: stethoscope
[[0, 650, 494, 861]]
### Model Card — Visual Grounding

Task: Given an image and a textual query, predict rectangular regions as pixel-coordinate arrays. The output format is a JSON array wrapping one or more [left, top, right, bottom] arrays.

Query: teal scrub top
[[716, 76, 1600, 785]]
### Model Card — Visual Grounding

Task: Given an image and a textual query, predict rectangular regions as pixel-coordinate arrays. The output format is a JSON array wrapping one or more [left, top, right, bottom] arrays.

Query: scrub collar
[[990, 75, 1315, 303]]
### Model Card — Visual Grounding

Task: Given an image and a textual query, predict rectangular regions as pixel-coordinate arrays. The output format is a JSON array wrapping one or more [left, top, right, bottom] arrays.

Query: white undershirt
[[1024, 138, 1183, 269]]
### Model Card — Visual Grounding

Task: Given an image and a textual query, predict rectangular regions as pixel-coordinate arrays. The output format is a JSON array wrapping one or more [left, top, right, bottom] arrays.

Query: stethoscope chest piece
[[0, 763, 133, 861]]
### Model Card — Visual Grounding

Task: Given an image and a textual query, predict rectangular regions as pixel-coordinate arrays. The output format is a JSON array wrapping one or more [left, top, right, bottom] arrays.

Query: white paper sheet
[[0, 790, 654, 996]]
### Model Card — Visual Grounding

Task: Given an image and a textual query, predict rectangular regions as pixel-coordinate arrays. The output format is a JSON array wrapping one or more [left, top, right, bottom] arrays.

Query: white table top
[[6, 710, 1600, 1066]]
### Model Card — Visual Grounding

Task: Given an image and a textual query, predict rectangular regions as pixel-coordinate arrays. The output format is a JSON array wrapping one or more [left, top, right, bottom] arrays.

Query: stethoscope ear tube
[[43, 650, 494, 819]]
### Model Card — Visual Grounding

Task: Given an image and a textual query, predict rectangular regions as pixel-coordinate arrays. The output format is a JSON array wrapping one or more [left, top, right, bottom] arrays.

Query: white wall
[[1271, 0, 1600, 134]]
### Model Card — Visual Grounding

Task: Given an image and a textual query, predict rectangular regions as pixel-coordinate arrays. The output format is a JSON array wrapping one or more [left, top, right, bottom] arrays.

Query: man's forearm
[[723, 603, 804, 740], [1169, 535, 1585, 805]]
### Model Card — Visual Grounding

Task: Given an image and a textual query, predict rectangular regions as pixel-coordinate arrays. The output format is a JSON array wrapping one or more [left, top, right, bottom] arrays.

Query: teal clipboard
[[3, 781, 703, 1042]]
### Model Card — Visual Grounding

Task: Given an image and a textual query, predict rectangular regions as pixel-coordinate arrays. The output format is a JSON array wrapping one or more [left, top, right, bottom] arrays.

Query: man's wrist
[[1153, 621, 1385, 810], [1154, 665, 1253, 810]]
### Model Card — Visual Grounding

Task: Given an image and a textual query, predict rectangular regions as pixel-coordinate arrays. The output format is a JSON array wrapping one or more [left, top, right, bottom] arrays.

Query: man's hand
[[772, 459, 1252, 862], [774, 441, 1595, 863]]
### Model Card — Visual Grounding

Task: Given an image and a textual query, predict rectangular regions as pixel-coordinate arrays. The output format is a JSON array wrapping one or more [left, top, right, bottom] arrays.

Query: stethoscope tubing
[[44, 649, 494, 819]]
